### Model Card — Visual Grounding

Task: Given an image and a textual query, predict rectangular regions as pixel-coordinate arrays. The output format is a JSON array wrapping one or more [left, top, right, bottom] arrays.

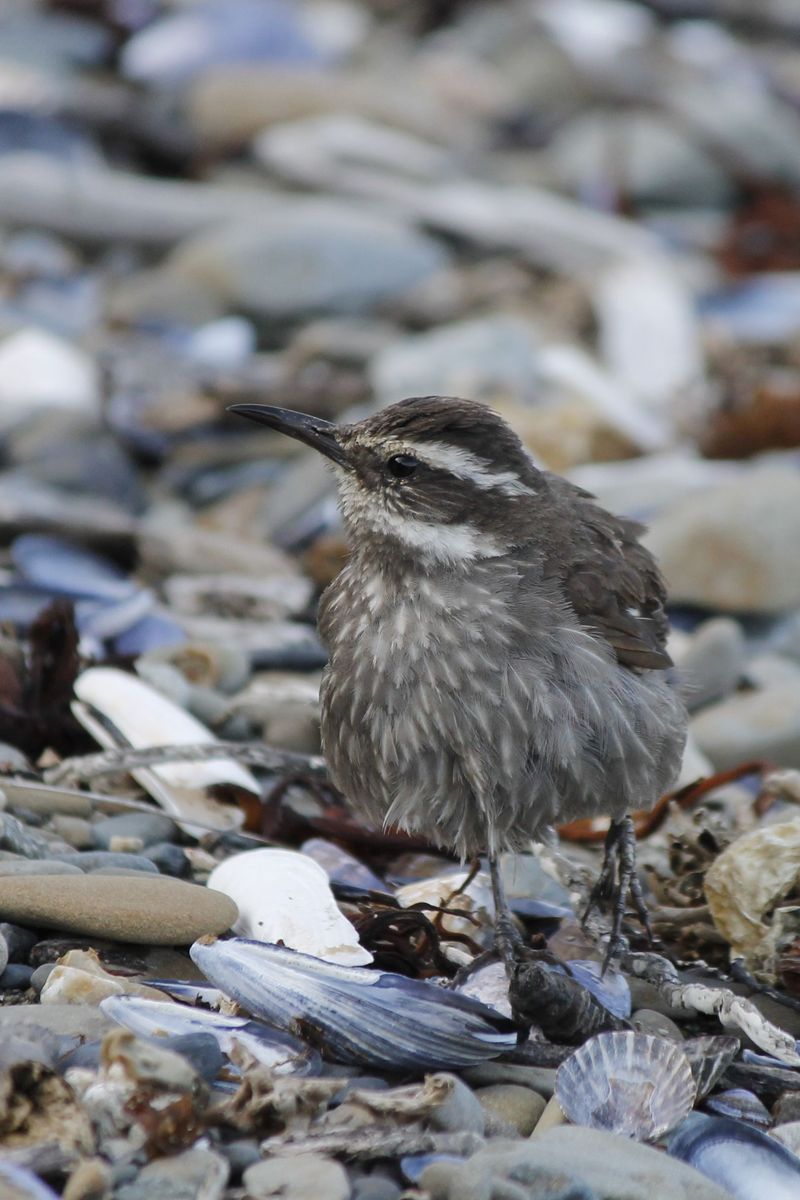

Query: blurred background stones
[[2, 2, 800, 1198]]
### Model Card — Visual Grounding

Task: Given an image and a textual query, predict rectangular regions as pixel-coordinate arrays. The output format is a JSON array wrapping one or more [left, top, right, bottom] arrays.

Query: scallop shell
[[190, 936, 516, 1071], [207, 847, 372, 966], [72, 666, 259, 833], [682, 1035, 740, 1100], [555, 1031, 696, 1141]]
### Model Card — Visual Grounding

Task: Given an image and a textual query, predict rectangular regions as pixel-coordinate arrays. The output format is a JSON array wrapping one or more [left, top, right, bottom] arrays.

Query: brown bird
[[231, 395, 688, 966]]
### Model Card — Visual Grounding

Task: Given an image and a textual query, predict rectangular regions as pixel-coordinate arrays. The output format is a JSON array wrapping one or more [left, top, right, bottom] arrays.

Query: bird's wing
[[539, 475, 673, 671]]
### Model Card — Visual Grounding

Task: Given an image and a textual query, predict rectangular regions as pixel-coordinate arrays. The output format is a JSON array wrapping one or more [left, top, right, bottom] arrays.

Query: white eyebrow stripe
[[365, 506, 505, 565], [403, 440, 536, 497]]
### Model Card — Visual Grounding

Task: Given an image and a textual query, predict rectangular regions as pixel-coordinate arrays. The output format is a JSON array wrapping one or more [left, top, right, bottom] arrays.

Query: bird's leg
[[489, 853, 525, 976], [583, 815, 653, 972]]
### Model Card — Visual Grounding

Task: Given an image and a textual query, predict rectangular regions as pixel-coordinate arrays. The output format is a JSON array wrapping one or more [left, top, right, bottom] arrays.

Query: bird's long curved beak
[[228, 403, 349, 467]]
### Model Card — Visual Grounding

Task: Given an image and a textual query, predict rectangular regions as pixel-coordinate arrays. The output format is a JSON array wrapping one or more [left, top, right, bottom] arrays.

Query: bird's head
[[229, 395, 541, 565]]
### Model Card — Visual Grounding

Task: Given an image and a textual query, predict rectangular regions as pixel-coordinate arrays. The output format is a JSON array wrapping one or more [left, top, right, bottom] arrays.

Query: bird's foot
[[582, 815, 653, 973]]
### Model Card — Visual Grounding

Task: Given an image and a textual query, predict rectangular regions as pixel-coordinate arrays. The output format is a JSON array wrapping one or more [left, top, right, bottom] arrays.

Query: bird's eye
[[386, 454, 420, 479]]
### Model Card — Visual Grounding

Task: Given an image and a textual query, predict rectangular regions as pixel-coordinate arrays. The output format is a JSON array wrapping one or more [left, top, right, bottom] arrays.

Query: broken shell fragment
[[206, 847, 372, 966], [190, 936, 516, 1071], [682, 1035, 740, 1101], [555, 1031, 696, 1141], [704, 816, 800, 974], [72, 666, 259, 833], [100, 995, 320, 1075]]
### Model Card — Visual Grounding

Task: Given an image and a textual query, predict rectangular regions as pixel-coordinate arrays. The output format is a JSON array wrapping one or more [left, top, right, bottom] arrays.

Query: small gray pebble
[[0, 812, 57, 858], [48, 814, 95, 849], [244, 1153, 350, 1199], [632, 1009, 684, 1040], [30, 963, 56, 993], [477, 1084, 547, 1137], [143, 842, 190, 877], [186, 684, 229, 727], [0, 922, 38, 961], [0, 964, 34, 990], [429, 1074, 485, 1136], [351, 1178, 401, 1200], [221, 1138, 261, 1182]]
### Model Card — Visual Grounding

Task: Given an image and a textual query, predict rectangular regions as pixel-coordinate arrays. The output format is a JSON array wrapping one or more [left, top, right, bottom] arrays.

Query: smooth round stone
[[0, 932, 8, 977], [691, 680, 800, 770], [48, 814, 95, 849], [632, 1009, 684, 1041], [0, 875, 237, 944], [50, 851, 159, 873], [0, 922, 38, 961], [351, 1178, 401, 1200], [220, 1139, 261, 1182], [0, 964, 34, 990], [674, 618, 745, 712], [644, 468, 800, 614], [30, 963, 55, 993], [421, 1127, 733, 1200], [475, 1084, 547, 1137], [244, 1154, 350, 1200], [429, 1075, 485, 1136], [92, 811, 178, 851], [116, 1149, 229, 1200]]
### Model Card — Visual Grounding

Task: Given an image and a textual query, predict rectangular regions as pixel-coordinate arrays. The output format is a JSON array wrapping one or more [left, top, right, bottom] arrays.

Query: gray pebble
[[117, 1148, 229, 1200], [0, 922, 38, 961], [143, 841, 190, 877], [220, 1138, 261, 1182], [0, 812, 57, 858], [48, 814, 95, 849], [30, 963, 56, 993], [429, 1074, 485, 1136], [675, 617, 745, 711], [475, 1084, 546, 1136], [632, 1009, 685, 1040], [244, 1153, 351, 1200], [0, 964, 34, 990], [421, 1126, 732, 1200], [351, 1178, 401, 1200]]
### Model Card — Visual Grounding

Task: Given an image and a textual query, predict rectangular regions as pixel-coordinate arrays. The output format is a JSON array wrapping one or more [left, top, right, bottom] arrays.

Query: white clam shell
[[556, 1031, 696, 1142], [207, 848, 372, 966], [73, 666, 259, 833]]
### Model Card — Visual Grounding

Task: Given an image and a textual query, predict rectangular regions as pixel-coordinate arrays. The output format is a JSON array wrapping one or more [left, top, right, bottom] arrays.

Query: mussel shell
[[704, 1088, 771, 1128], [555, 1031, 696, 1141], [190, 937, 517, 1071], [682, 1035, 740, 1100], [669, 1114, 800, 1200], [101, 994, 320, 1075]]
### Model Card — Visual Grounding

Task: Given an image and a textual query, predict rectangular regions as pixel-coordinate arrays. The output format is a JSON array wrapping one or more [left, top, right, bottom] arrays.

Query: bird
[[230, 395, 688, 968]]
